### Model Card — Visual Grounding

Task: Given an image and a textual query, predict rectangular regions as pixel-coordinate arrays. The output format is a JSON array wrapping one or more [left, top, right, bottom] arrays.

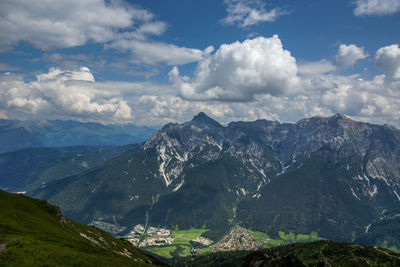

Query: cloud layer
[[0, 0, 143, 51], [3, 36, 400, 128], [0, 0, 206, 66], [156, 37, 400, 128], [0, 67, 132, 121]]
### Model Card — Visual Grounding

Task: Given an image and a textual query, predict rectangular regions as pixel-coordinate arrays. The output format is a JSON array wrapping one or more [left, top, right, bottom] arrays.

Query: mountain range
[[0, 144, 137, 192], [0, 119, 157, 153], [30, 112, 400, 247]]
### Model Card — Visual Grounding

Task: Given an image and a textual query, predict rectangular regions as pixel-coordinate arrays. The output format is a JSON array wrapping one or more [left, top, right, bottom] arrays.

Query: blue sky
[[0, 0, 399, 127]]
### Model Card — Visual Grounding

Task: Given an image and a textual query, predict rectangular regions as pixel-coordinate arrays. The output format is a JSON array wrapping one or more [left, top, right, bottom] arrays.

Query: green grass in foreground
[[0, 190, 162, 266]]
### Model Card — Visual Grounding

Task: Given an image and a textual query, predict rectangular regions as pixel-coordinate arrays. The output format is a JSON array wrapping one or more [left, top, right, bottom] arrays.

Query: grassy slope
[[0, 190, 163, 266]]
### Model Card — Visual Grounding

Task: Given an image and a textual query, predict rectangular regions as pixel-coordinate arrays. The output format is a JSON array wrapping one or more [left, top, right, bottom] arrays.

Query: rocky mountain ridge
[[34, 112, 400, 243], [143, 112, 400, 197]]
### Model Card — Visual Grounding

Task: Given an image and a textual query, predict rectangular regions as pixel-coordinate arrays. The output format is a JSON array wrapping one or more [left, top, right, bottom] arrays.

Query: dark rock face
[[35, 113, 400, 241]]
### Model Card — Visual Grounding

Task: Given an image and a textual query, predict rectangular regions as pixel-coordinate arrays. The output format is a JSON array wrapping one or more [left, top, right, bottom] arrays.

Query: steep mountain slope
[[0, 119, 156, 153], [237, 147, 378, 241], [356, 213, 400, 252], [237, 116, 400, 241], [34, 113, 400, 243], [0, 144, 137, 192], [0, 190, 163, 266]]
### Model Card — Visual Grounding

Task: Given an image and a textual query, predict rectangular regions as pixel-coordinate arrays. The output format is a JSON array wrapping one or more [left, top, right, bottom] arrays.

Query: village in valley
[[124, 224, 175, 247], [90, 221, 320, 259], [122, 224, 213, 249]]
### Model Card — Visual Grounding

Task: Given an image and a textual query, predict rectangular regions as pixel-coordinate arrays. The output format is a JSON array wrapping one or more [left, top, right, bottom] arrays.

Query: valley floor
[[92, 222, 322, 259]]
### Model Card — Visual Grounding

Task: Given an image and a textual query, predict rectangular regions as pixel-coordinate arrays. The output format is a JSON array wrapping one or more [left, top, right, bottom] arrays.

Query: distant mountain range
[[0, 119, 158, 153], [0, 144, 137, 192], [31, 113, 400, 248]]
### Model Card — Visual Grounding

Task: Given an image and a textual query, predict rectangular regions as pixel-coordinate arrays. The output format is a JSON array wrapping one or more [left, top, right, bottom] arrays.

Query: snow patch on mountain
[[394, 190, 400, 201], [158, 145, 172, 186], [351, 187, 360, 200], [368, 184, 378, 198], [173, 179, 185, 192]]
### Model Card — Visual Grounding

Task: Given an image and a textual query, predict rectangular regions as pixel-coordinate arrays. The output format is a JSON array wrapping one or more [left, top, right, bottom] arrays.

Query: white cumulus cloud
[[107, 39, 207, 66], [335, 44, 368, 68], [354, 0, 400, 16], [0, 0, 204, 67], [0, 67, 132, 121], [36, 67, 95, 82], [221, 0, 288, 27], [374, 44, 400, 79], [171, 35, 299, 101], [0, 0, 150, 51]]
